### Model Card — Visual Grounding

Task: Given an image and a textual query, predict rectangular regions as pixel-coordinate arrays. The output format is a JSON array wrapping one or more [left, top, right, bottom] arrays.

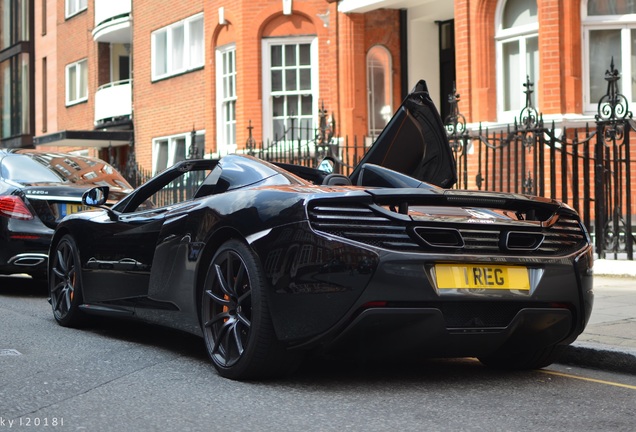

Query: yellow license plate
[[61, 203, 89, 217], [435, 264, 530, 290]]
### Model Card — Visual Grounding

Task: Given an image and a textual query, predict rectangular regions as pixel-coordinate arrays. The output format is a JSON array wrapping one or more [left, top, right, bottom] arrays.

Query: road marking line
[[541, 369, 636, 390]]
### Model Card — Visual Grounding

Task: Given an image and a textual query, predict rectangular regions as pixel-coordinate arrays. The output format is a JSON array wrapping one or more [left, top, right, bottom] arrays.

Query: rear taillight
[[0, 196, 34, 220]]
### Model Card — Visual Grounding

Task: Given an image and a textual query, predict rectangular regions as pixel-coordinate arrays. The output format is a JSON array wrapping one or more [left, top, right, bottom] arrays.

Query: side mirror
[[82, 186, 118, 221], [317, 157, 335, 173], [82, 186, 109, 207]]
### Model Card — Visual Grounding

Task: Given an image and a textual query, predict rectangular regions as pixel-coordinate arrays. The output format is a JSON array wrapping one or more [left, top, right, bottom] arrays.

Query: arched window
[[367, 45, 392, 138], [582, 0, 636, 111], [495, 0, 539, 119]]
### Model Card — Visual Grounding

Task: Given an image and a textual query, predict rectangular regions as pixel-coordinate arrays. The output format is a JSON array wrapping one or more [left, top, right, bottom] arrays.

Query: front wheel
[[48, 235, 85, 327], [201, 239, 298, 380]]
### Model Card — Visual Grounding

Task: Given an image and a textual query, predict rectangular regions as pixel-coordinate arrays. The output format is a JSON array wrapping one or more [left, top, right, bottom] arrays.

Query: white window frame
[[65, 0, 87, 19], [367, 45, 393, 138], [216, 44, 237, 156], [495, 0, 539, 122], [152, 131, 202, 174], [261, 36, 318, 143], [581, 0, 636, 113], [151, 13, 204, 81], [65, 59, 88, 106]]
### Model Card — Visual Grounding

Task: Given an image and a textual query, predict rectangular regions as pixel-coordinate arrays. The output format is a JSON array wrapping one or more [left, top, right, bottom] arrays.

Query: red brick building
[[29, 0, 456, 173], [25, 1, 636, 175], [453, 0, 636, 127]]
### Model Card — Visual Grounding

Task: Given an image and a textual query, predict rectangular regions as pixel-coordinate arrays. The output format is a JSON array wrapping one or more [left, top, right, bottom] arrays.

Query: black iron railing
[[444, 61, 635, 260]]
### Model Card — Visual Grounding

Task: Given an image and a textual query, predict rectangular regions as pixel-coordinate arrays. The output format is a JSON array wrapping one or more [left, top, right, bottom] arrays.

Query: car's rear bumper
[[0, 248, 50, 277], [0, 218, 52, 277], [319, 306, 574, 359], [254, 222, 593, 356]]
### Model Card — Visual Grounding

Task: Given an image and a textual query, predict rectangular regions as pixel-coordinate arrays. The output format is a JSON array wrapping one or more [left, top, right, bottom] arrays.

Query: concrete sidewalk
[[558, 259, 636, 374]]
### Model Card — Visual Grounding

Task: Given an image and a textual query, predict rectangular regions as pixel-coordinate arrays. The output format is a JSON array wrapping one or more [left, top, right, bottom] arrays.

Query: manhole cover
[[0, 349, 22, 356]]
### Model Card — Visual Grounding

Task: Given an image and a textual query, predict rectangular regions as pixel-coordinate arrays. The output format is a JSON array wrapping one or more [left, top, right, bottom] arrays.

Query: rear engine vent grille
[[540, 214, 588, 254], [308, 202, 587, 257], [308, 204, 420, 251]]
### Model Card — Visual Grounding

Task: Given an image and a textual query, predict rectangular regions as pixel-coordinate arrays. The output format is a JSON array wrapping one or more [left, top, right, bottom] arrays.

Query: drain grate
[[0, 349, 22, 356]]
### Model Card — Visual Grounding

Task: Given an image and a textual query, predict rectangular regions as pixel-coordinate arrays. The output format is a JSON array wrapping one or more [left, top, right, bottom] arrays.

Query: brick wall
[[38, 1, 402, 172], [201, 1, 401, 166], [454, 0, 583, 122], [56, 6, 95, 131], [132, 0, 206, 169], [33, 0, 58, 135]]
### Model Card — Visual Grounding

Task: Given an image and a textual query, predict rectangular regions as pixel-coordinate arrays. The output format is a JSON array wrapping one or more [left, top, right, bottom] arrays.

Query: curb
[[593, 259, 636, 278], [558, 342, 636, 375]]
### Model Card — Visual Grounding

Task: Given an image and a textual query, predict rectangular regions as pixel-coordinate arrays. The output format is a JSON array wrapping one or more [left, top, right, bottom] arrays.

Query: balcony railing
[[94, 80, 132, 125], [92, 0, 132, 43]]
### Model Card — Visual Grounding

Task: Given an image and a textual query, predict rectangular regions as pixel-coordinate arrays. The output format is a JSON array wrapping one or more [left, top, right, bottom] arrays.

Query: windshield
[[1, 153, 132, 190]]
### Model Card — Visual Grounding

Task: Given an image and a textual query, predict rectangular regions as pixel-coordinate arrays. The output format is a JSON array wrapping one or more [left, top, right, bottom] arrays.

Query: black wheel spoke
[[52, 266, 65, 280], [54, 288, 66, 312], [237, 288, 251, 305], [51, 280, 65, 294], [236, 311, 251, 328], [204, 311, 230, 328], [225, 255, 234, 293], [233, 264, 246, 294], [231, 323, 245, 357], [221, 324, 234, 365], [56, 249, 67, 274], [64, 289, 72, 311], [214, 262, 234, 298], [205, 289, 231, 307], [212, 318, 234, 356]]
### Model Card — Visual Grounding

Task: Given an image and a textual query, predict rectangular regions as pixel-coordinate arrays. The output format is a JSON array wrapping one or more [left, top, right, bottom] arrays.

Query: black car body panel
[[47, 81, 594, 379], [0, 150, 131, 278]]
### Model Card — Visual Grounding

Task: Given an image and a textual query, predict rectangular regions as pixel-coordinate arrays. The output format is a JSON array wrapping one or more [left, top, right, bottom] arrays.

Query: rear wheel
[[48, 235, 85, 327], [201, 239, 296, 380], [478, 344, 564, 370]]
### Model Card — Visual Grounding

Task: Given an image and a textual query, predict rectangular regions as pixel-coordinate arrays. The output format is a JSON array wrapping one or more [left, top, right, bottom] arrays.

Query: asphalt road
[[1, 275, 635, 431]]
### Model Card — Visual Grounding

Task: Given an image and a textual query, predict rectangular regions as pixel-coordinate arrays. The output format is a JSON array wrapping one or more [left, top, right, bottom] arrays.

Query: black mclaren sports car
[[48, 81, 593, 380]]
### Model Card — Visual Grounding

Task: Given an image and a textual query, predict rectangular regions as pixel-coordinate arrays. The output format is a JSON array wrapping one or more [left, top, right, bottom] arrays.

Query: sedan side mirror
[[82, 186, 109, 207]]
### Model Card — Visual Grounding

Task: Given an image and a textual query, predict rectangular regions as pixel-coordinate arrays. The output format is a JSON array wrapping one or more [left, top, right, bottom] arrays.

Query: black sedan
[[47, 82, 593, 380], [0, 150, 131, 280]]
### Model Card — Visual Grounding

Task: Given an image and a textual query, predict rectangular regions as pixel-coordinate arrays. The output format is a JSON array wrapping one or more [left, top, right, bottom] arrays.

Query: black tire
[[48, 235, 85, 327], [478, 344, 564, 370], [201, 239, 295, 380]]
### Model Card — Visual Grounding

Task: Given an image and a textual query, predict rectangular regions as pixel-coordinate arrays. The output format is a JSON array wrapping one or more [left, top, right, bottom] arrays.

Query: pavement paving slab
[[558, 261, 636, 374]]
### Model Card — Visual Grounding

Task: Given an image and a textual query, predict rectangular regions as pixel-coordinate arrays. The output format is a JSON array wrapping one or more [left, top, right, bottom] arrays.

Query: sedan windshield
[[1, 155, 64, 183], [1, 153, 132, 190]]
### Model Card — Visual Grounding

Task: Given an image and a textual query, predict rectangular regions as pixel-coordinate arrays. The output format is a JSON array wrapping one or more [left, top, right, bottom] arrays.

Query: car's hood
[[349, 80, 457, 189]]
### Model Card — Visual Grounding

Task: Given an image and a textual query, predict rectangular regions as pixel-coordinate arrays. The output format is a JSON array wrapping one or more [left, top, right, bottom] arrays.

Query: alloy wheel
[[203, 249, 253, 368], [49, 237, 79, 322]]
